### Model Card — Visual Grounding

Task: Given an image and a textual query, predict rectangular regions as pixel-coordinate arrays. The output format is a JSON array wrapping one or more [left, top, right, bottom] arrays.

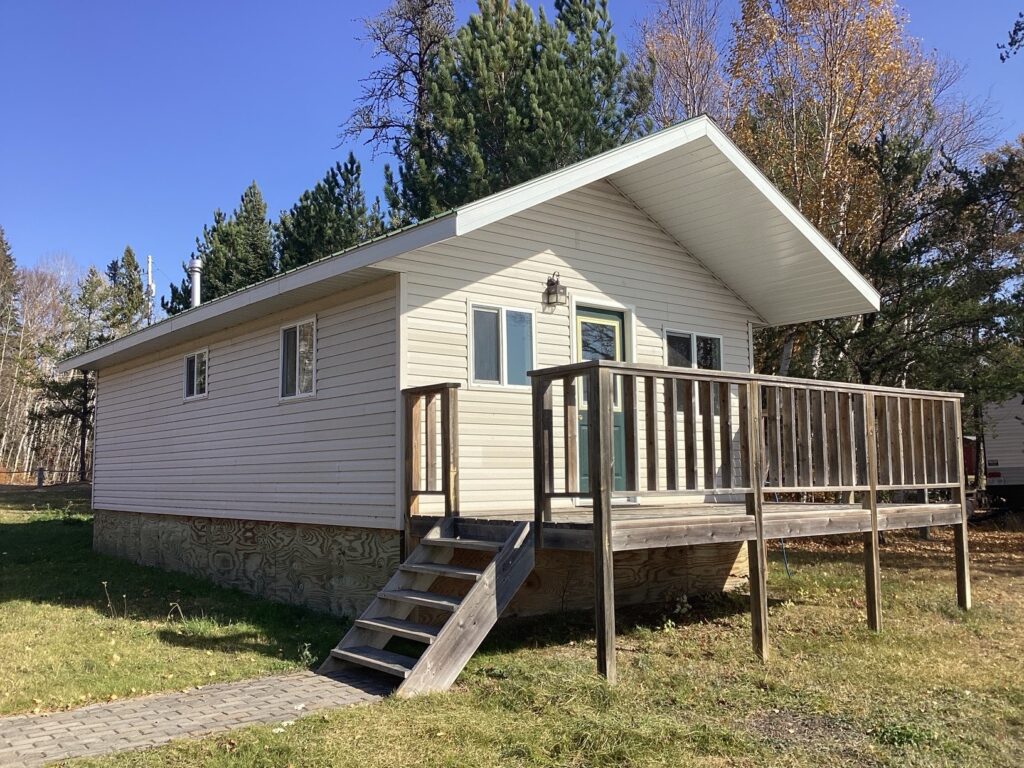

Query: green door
[[577, 307, 627, 493]]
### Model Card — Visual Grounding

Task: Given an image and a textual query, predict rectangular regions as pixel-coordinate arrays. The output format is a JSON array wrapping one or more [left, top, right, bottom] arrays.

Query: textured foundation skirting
[[92, 509, 400, 617], [93, 509, 747, 620]]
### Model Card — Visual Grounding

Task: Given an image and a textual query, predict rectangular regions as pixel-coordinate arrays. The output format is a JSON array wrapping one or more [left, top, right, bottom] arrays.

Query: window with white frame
[[666, 331, 722, 413], [184, 349, 208, 399], [280, 318, 316, 398], [471, 305, 534, 387]]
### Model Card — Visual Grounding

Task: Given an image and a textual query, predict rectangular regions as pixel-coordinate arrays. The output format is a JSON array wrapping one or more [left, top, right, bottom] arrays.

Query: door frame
[[569, 294, 636, 366], [571, 296, 637, 502]]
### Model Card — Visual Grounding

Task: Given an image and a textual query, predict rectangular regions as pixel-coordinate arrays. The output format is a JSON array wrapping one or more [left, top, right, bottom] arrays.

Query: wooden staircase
[[320, 518, 534, 696]]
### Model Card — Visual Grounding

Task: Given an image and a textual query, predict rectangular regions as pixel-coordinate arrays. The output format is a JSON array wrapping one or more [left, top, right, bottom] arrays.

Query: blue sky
[[1, 1, 1020, 308]]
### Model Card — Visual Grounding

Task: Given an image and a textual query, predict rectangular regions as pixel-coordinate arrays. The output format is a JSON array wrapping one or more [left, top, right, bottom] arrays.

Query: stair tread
[[422, 536, 503, 551], [331, 646, 416, 678], [380, 588, 462, 611], [401, 562, 484, 581], [355, 616, 441, 643]]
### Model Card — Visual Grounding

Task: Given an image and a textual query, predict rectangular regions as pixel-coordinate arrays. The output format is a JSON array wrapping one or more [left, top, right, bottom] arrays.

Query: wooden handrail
[[403, 383, 460, 554], [529, 360, 968, 679], [529, 359, 964, 401]]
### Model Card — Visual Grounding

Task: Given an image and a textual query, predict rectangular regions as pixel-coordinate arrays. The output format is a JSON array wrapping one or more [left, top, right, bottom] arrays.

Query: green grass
[[71, 525, 1024, 768], [6, 485, 1023, 766], [0, 485, 341, 716]]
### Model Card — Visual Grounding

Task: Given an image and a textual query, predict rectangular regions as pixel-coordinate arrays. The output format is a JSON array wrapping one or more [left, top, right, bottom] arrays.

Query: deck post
[[863, 393, 882, 631], [441, 386, 460, 517], [403, 393, 422, 558], [531, 375, 553, 548], [953, 399, 972, 610], [744, 380, 769, 661], [589, 365, 617, 682]]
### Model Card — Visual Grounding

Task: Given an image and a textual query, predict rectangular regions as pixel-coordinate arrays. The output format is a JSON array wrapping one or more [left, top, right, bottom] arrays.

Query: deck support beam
[[590, 367, 617, 682], [743, 381, 768, 661], [863, 394, 882, 631], [953, 400, 972, 610]]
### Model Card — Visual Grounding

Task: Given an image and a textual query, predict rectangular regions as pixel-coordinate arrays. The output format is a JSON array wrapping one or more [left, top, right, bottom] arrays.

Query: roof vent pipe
[[187, 257, 203, 308]]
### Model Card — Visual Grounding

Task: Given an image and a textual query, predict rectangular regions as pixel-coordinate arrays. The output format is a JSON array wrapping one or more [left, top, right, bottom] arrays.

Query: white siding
[[986, 397, 1024, 487], [93, 277, 399, 528], [385, 180, 759, 514]]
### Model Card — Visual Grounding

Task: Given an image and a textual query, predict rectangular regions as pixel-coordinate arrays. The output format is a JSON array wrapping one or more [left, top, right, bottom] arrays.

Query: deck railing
[[529, 360, 967, 681], [402, 382, 460, 553]]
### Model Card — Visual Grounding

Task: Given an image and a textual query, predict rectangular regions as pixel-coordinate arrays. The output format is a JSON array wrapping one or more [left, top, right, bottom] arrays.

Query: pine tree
[[276, 153, 386, 272], [104, 245, 146, 336], [389, 0, 652, 221], [163, 183, 276, 315]]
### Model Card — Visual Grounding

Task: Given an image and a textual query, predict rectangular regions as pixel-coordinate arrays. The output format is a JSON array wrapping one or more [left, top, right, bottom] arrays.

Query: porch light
[[544, 272, 568, 306]]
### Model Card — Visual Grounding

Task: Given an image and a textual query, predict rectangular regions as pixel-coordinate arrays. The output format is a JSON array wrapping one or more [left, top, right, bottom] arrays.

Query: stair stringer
[[319, 518, 455, 674], [396, 520, 534, 697]]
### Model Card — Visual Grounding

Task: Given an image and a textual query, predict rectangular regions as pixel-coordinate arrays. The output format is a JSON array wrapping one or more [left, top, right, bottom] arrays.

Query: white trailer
[[985, 396, 1024, 505]]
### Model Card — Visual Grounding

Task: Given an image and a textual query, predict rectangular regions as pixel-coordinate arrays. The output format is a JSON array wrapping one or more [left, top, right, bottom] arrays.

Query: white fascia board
[[700, 123, 881, 313], [58, 213, 458, 372], [453, 117, 710, 236]]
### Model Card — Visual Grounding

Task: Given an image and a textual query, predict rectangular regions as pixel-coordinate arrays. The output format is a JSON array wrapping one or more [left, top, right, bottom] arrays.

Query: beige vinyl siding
[[385, 180, 759, 514], [92, 277, 399, 528], [986, 398, 1024, 486]]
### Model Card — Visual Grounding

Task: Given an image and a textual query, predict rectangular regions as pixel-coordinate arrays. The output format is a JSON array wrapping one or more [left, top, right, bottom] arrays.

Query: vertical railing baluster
[[766, 387, 780, 487], [719, 382, 733, 488], [797, 388, 812, 487], [425, 393, 437, 491], [680, 379, 695, 490], [863, 393, 882, 630], [644, 375, 658, 491], [623, 374, 639, 492], [700, 381, 715, 489], [564, 376, 579, 495]]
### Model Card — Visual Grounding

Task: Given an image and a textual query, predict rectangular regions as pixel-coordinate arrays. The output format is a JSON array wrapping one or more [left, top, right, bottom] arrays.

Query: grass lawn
[[6, 485, 1023, 766], [0, 485, 341, 716], [71, 520, 1024, 768]]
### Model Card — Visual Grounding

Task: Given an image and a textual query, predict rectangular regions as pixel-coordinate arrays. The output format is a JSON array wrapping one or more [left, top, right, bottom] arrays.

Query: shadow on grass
[[0, 513, 341, 666]]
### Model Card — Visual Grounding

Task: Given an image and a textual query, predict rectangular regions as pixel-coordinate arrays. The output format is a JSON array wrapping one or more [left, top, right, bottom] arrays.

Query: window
[[471, 305, 534, 387], [666, 331, 722, 413], [281, 319, 315, 398], [184, 350, 208, 399]]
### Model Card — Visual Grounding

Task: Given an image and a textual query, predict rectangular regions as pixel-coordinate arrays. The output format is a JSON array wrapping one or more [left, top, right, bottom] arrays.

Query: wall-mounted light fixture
[[543, 271, 568, 306]]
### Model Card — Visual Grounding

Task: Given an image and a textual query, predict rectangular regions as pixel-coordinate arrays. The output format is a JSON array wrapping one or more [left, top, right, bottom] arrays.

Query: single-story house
[[61, 116, 970, 693]]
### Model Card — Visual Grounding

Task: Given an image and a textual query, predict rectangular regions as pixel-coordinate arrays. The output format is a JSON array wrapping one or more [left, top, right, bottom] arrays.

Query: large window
[[281, 318, 316, 398], [184, 349, 208, 400], [471, 305, 534, 387]]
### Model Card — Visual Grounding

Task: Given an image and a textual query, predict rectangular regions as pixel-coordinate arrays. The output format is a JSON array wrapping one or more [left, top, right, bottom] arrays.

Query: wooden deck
[[401, 360, 972, 683], [410, 500, 963, 551]]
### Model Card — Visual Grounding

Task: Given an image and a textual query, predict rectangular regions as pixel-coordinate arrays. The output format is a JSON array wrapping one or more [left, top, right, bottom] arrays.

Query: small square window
[[184, 350, 208, 400], [281, 319, 315, 398]]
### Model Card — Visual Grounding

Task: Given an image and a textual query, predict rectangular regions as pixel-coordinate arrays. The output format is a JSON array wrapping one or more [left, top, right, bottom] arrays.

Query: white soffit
[[456, 116, 880, 327]]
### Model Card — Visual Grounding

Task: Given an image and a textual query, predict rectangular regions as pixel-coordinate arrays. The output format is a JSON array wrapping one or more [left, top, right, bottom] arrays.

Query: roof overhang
[[454, 117, 880, 326], [61, 116, 878, 372]]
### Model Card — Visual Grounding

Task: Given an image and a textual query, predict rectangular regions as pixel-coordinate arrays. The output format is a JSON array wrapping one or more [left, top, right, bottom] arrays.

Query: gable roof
[[60, 115, 879, 372]]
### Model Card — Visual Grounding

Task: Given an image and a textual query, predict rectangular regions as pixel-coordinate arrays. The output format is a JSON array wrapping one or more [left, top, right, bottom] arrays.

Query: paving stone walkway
[[0, 669, 394, 767]]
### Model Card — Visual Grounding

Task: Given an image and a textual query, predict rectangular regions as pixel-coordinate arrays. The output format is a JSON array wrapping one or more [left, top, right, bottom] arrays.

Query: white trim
[[182, 348, 209, 401], [278, 316, 317, 401], [467, 301, 536, 390]]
